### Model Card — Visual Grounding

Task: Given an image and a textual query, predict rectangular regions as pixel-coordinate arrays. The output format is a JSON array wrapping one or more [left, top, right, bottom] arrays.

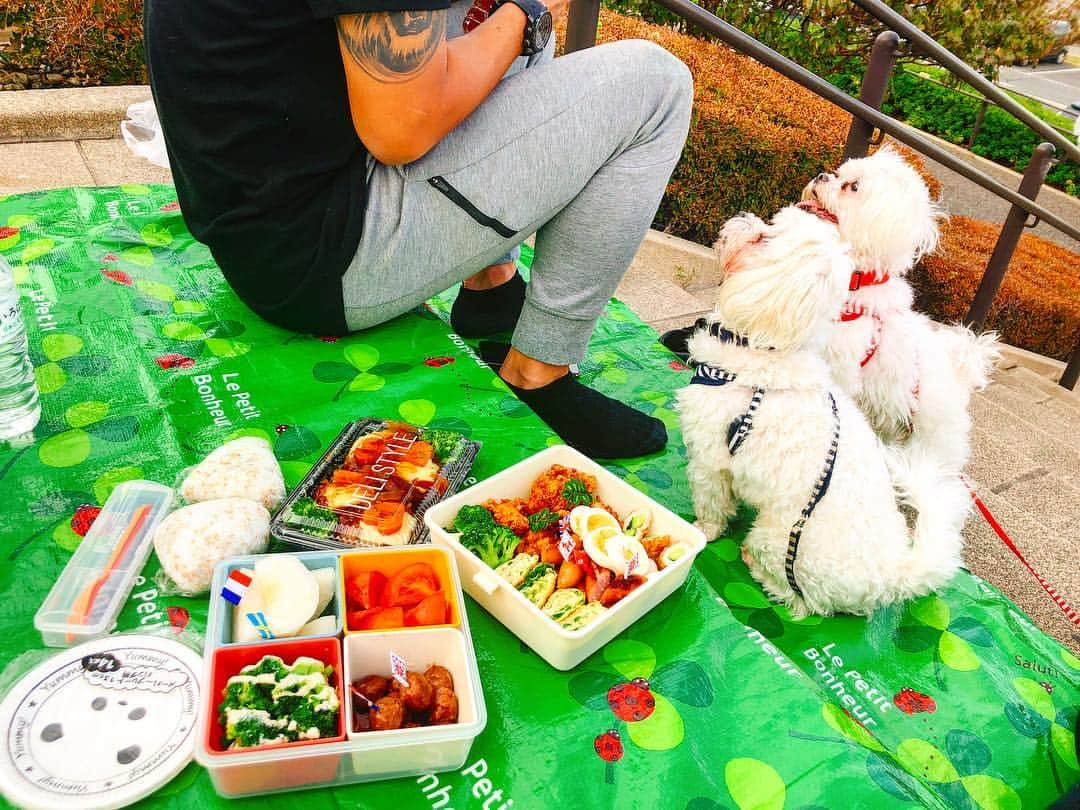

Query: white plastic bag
[[120, 99, 170, 169]]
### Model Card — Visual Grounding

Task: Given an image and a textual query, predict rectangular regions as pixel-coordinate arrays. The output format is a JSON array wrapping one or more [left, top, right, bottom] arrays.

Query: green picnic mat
[[0, 185, 1077, 809]]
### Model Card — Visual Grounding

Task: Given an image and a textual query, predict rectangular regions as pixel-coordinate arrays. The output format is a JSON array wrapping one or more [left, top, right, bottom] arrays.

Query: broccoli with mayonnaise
[[423, 429, 464, 463], [218, 655, 340, 749], [453, 505, 519, 569]]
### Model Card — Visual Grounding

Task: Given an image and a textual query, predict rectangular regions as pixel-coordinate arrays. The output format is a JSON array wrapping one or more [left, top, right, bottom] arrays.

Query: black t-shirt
[[144, 0, 448, 334]]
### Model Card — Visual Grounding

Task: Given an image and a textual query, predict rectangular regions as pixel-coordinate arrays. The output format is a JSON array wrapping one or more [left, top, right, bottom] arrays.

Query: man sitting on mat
[[144, 0, 692, 458]]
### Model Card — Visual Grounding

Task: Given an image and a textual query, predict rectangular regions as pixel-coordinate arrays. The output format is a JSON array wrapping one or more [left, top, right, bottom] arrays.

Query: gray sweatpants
[[341, 4, 693, 365]]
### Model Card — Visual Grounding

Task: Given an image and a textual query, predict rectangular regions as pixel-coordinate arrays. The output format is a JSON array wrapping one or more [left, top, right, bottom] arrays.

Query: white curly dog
[[678, 204, 966, 618], [801, 146, 1000, 476]]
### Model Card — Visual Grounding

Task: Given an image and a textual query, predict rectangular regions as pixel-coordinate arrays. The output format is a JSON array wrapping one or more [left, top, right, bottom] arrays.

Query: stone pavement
[[2, 124, 1078, 653]]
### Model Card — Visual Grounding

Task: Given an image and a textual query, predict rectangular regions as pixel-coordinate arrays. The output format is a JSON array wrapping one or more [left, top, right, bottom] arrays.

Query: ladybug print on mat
[[893, 687, 937, 715], [70, 505, 102, 537], [424, 356, 455, 368], [102, 269, 132, 286], [167, 606, 190, 631], [608, 678, 656, 723], [155, 353, 195, 370], [594, 728, 623, 784]]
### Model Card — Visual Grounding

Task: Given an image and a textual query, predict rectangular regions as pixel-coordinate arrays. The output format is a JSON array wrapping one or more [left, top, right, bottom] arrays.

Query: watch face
[[534, 11, 552, 48]]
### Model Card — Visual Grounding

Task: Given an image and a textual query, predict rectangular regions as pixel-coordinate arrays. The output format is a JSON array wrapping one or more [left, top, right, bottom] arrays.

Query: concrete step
[[615, 273, 713, 331], [962, 486, 1080, 653]]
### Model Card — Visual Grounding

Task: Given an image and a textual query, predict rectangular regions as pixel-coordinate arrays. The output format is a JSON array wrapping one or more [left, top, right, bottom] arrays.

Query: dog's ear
[[910, 196, 944, 262]]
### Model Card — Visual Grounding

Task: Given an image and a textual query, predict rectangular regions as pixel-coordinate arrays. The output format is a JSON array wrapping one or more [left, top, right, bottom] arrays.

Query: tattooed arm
[[335, 5, 527, 164]]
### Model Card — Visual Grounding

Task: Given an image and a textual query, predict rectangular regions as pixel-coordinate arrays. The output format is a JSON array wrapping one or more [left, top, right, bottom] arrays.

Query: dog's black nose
[[815, 173, 831, 183], [736, 210, 753, 218]]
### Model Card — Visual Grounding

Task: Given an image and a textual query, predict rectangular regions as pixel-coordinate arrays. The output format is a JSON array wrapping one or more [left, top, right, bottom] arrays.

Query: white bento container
[[194, 547, 486, 798], [424, 445, 707, 670]]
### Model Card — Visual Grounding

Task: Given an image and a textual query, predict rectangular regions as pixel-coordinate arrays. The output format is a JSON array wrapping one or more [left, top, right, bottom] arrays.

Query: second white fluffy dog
[[678, 205, 966, 618], [802, 147, 1000, 475]]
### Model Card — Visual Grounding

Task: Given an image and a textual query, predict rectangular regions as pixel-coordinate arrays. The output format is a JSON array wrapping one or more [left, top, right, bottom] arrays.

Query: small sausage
[[352, 674, 389, 704], [399, 671, 434, 714], [556, 559, 584, 589], [370, 695, 405, 730], [424, 665, 454, 692], [430, 686, 459, 725]]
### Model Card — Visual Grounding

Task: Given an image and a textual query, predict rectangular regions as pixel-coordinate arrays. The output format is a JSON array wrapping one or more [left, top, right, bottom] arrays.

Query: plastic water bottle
[[0, 255, 41, 440]]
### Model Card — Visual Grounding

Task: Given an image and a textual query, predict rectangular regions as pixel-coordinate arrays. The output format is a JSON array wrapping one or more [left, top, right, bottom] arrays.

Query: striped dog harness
[[691, 355, 841, 598]]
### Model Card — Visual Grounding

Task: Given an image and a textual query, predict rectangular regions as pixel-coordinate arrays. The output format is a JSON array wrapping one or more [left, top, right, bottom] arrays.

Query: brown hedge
[[591, 11, 942, 242], [911, 217, 1080, 361], [594, 11, 1076, 360]]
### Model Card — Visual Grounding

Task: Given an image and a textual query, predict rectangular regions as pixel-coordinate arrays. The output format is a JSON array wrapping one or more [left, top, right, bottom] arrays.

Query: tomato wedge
[[384, 563, 440, 607], [350, 606, 405, 630], [405, 592, 449, 626], [346, 570, 386, 611]]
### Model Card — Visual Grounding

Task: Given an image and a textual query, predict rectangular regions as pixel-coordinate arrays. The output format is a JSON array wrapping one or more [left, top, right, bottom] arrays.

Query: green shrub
[[879, 71, 1079, 197]]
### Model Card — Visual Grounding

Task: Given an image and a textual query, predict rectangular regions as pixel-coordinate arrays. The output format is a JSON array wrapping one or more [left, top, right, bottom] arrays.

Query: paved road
[[999, 62, 1080, 119]]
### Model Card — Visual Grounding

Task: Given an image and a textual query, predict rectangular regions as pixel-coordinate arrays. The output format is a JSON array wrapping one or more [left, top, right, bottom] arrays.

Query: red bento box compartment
[[205, 636, 346, 755]]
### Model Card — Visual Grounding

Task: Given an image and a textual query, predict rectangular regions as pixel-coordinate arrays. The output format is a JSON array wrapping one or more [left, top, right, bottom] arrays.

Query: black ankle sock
[[450, 273, 526, 339], [504, 374, 667, 459], [478, 341, 511, 372]]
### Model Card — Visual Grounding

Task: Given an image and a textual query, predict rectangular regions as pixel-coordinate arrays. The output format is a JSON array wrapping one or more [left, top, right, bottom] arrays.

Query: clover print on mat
[[1004, 676, 1078, 794], [570, 639, 714, 784], [38, 401, 140, 470], [9, 465, 143, 558], [311, 343, 410, 400], [893, 595, 991, 685], [683, 761, 790, 810], [31, 333, 110, 396], [160, 318, 250, 359]]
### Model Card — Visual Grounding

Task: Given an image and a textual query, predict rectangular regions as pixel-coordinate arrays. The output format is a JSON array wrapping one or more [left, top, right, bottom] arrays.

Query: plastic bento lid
[[34, 480, 173, 648], [271, 418, 480, 551], [0, 634, 202, 810]]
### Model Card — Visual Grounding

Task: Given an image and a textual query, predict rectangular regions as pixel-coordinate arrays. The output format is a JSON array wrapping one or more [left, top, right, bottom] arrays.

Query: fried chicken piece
[[352, 674, 389, 704], [398, 671, 434, 714], [526, 465, 599, 514], [423, 665, 454, 692], [484, 498, 531, 537], [371, 695, 405, 730], [643, 534, 673, 561], [430, 686, 459, 725]]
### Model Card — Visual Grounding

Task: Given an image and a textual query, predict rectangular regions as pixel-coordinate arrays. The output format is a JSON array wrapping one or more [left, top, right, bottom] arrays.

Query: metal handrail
[[647, 0, 1080, 245], [850, 0, 1080, 164]]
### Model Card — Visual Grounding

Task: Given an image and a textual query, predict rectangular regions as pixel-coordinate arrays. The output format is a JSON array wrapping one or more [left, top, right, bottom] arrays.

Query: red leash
[[964, 477, 1080, 626]]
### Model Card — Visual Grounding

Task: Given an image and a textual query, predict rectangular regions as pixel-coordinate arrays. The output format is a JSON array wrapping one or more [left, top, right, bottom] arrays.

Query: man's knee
[[608, 39, 692, 95]]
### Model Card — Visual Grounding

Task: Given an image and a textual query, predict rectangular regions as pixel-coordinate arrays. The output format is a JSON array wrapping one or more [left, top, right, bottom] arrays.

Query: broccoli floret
[[424, 429, 464, 463], [223, 709, 288, 748], [241, 655, 288, 679], [452, 505, 519, 568], [460, 522, 520, 570], [222, 678, 275, 714], [288, 657, 330, 677], [289, 498, 337, 537], [452, 504, 495, 534]]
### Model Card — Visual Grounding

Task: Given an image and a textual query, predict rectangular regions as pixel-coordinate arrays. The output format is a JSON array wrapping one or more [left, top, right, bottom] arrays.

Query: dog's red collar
[[849, 269, 890, 292]]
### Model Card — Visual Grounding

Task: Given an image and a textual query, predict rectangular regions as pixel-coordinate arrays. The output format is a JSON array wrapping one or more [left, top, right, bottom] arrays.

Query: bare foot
[[499, 347, 568, 390], [462, 261, 516, 291]]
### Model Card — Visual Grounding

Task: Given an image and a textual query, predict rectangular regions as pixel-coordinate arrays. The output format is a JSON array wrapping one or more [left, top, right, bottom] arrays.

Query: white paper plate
[[0, 635, 202, 810]]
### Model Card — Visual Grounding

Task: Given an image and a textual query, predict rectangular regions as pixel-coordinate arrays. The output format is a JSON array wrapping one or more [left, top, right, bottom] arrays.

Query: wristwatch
[[494, 0, 552, 56]]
